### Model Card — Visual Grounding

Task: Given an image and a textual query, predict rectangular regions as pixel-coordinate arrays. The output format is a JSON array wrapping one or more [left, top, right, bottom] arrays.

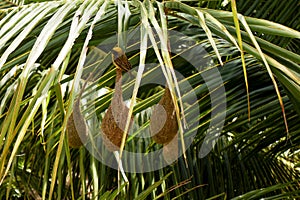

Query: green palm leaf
[[0, 0, 299, 199]]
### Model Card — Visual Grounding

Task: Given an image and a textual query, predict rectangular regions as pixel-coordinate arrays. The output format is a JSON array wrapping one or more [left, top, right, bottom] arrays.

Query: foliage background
[[0, 0, 299, 199]]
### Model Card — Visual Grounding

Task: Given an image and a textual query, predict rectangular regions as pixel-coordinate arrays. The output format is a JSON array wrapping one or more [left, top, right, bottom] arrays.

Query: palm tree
[[0, 0, 299, 199]]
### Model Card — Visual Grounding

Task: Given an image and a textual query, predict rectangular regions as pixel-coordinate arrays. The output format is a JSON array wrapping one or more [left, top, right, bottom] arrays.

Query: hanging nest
[[67, 99, 88, 148], [101, 104, 132, 152], [150, 87, 178, 145], [67, 83, 89, 148], [101, 48, 133, 152], [162, 133, 178, 164]]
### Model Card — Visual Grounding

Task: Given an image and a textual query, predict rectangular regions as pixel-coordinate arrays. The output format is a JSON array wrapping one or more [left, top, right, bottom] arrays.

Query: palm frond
[[0, 0, 299, 199]]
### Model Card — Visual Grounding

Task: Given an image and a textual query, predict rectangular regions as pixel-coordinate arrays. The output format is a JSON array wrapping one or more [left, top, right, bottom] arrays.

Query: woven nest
[[150, 87, 178, 145], [101, 50, 133, 152], [162, 134, 178, 164], [67, 86, 88, 148], [101, 104, 133, 152], [67, 109, 88, 148]]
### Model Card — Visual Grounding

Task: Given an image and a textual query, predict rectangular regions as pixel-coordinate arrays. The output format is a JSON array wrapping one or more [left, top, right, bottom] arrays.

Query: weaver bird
[[111, 47, 132, 72]]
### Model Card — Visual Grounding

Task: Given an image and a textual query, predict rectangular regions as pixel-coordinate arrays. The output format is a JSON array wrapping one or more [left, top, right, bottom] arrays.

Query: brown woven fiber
[[101, 47, 133, 151], [67, 84, 88, 148], [150, 87, 178, 145], [162, 133, 178, 164]]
